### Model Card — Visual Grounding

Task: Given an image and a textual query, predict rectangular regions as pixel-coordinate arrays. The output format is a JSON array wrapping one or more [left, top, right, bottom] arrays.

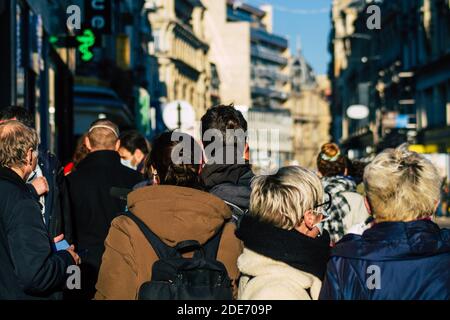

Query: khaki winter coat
[[238, 249, 323, 300], [95, 185, 243, 300]]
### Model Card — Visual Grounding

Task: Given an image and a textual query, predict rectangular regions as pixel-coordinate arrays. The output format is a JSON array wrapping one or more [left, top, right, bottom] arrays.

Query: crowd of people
[[0, 104, 449, 300]]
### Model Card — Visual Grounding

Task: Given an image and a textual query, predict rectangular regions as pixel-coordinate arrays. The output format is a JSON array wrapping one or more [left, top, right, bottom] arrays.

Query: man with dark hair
[[0, 121, 80, 299], [118, 130, 149, 173], [0, 106, 73, 243], [66, 119, 142, 299], [200, 104, 254, 222]]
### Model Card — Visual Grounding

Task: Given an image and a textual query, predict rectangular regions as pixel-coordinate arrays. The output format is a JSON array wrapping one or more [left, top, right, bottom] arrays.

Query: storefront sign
[[76, 29, 96, 61], [84, 0, 111, 35]]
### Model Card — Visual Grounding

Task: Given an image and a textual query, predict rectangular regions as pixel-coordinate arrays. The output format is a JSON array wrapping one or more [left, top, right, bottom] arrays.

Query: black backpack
[[125, 212, 233, 300]]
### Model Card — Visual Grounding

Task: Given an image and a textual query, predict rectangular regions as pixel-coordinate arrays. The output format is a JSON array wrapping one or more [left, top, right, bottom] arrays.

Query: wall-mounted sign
[[162, 100, 196, 133], [76, 29, 96, 61], [347, 105, 369, 120], [84, 0, 111, 36]]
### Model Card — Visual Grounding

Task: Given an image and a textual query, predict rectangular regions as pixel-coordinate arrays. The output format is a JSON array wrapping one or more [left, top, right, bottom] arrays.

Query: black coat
[[66, 150, 142, 299], [0, 167, 75, 300]]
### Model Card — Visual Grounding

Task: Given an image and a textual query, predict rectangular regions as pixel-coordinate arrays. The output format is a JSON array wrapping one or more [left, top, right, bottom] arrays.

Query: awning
[[73, 85, 134, 135]]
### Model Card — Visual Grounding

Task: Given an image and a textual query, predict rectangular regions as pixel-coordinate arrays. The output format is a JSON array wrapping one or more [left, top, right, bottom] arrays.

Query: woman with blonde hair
[[236, 166, 331, 300], [320, 145, 450, 300]]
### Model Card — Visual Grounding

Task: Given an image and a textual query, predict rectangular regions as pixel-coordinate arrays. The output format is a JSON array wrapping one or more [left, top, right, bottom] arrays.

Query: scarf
[[236, 215, 331, 280], [322, 176, 357, 242]]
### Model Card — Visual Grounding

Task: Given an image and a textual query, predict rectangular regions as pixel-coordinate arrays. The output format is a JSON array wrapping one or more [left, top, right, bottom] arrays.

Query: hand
[[31, 177, 49, 196], [53, 234, 64, 243], [296, 211, 324, 239], [298, 222, 322, 238], [66, 245, 81, 265]]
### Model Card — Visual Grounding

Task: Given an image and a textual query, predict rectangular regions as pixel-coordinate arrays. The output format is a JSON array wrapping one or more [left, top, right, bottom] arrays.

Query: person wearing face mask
[[118, 130, 149, 173], [0, 106, 73, 244], [66, 120, 143, 300], [0, 121, 80, 300], [236, 166, 331, 300]]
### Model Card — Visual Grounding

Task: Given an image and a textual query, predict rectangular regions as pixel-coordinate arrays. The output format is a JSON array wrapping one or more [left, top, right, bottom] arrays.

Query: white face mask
[[121, 158, 137, 171], [312, 214, 331, 236]]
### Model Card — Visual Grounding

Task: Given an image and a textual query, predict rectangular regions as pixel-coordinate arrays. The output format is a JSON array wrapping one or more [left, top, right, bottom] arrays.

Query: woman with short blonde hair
[[237, 166, 331, 300], [363, 145, 441, 222], [320, 145, 450, 300], [250, 166, 324, 231]]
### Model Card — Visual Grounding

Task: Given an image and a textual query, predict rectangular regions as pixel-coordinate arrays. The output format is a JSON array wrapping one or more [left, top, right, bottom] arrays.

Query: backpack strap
[[199, 223, 226, 260], [124, 211, 177, 259], [223, 200, 248, 222]]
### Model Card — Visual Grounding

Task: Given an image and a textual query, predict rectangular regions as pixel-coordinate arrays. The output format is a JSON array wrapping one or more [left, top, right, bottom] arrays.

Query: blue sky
[[247, 0, 332, 75]]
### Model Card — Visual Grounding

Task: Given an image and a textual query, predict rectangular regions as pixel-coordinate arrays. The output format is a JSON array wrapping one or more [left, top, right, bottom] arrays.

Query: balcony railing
[[252, 65, 290, 83], [251, 27, 288, 49], [251, 85, 289, 101], [251, 45, 288, 65]]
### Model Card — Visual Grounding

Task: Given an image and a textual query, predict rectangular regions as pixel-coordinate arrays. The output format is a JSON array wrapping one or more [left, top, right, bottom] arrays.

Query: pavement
[[435, 216, 450, 229]]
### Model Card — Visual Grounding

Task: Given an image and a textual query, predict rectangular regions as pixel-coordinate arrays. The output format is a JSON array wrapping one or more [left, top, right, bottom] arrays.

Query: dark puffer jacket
[[320, 220, 450, 300], [201, 163, 254, 221]]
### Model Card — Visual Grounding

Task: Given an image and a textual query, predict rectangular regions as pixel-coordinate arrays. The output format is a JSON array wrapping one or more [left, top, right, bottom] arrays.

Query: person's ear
[[244, 143, 250, 161], [364, 197, 372, 215], [85, 136, 93, 152], [27, 148, 33, 166], [303, 210, 316, 229], [134, 149, 145, 163], [115, 139, 120, 152]]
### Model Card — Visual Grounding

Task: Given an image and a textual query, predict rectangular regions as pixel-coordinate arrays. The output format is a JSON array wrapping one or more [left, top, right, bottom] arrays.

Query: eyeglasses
[[313, 191, 332, 215]]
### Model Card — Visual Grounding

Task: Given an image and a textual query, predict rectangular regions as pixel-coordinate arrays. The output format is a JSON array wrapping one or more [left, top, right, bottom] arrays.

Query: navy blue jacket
[[319, 220, 450, 300], [0, 167, 74, 300]]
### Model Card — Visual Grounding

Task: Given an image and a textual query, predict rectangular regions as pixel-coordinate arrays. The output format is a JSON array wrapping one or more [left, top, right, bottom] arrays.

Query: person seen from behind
[[95, 131, 242, 299], [64, 133, 89, 176], [236, 166, 331, 300], [317, 143, 369, 243], [200, 104, 254, 222], [320, 144, 450, 300], [66, 119, 143, 299]]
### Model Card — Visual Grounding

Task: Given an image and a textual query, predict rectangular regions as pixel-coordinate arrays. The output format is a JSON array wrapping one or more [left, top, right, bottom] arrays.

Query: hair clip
[[321, 151, 341, 162]]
